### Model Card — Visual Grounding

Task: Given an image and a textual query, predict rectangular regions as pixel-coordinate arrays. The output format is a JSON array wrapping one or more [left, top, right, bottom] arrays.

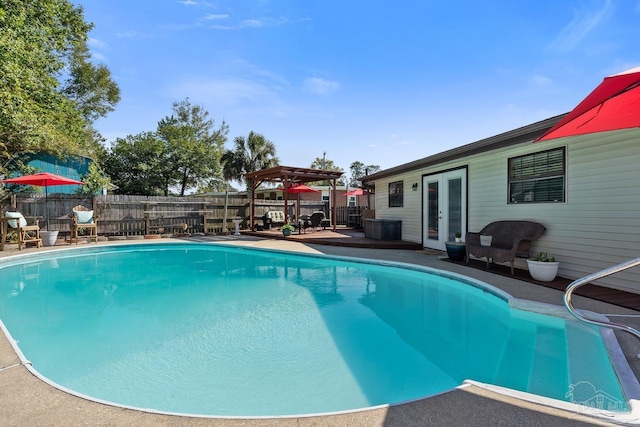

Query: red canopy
[[536, 67, 640, 142], [344, 188, 368, 197], [286, 184, 318, 194], [1, 172, 84, 186], [279, 184, 319, 218]]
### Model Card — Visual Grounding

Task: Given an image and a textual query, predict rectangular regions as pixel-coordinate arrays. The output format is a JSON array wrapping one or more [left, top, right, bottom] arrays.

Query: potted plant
[[281, 223, 295, 237], [526, 252, 559, 282], [454, 231, 462, 242], [445, 241, 466, 261]]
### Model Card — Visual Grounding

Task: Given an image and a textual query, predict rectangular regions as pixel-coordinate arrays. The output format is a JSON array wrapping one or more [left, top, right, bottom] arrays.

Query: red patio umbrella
[[286, 184, 318, 194], [1, 172, 85, 230], [536, 66, 640, 142], [344, 188, 368, 197], [283, 184, 318, 218]]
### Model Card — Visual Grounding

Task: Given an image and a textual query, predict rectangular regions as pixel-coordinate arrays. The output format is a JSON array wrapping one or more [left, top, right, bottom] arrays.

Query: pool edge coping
[[1, 240, 639, 424]]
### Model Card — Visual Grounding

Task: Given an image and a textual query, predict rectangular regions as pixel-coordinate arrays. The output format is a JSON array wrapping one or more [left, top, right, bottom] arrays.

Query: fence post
[[144, 203, 150, 235]]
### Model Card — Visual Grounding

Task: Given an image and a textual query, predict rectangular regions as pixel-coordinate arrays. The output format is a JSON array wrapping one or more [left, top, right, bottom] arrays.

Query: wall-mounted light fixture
[[411, 183, 418, 191]]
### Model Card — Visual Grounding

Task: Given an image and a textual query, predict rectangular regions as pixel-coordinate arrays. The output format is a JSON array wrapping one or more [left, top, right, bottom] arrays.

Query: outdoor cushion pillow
[[74, 210, 94, 224], [5, 211, 27, 228]]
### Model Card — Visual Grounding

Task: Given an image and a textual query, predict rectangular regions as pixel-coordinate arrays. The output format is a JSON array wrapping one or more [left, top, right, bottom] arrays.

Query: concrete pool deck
[[1, 236, 639, 426]]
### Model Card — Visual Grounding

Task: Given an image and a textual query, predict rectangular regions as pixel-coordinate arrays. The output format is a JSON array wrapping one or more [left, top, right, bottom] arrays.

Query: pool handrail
[[564, 257, 640, 343]]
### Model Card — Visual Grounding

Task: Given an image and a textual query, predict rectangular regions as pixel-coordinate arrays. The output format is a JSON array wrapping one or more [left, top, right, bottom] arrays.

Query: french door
[[422, 169, 467, 250]]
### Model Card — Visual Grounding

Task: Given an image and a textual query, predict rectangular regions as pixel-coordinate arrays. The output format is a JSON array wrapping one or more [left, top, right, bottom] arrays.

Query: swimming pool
[[0, 243, 636, 417]]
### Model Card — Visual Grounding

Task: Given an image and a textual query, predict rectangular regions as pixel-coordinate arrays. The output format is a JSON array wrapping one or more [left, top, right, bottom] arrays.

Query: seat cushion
[[74, 210, 94, 224], [5, 211, 27, 228]]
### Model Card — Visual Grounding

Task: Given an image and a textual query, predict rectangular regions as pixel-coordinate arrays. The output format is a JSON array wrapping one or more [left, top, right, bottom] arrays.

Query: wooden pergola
[[244, 166, 344, 231]]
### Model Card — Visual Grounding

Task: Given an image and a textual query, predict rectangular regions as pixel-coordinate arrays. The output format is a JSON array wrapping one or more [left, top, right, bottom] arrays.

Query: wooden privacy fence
[[4, 194, 247, 236], [2, 194, 371, 236]]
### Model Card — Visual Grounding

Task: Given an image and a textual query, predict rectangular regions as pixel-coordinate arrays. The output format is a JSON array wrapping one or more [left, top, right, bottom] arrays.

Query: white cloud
[[88, 37, 108, 49], [304, 78, 340, 95], [117, 30, 141, 38], [88, 38, 109, 62], [177, 0, 197, 6], [531, 74, 552, 86], [91, 52, 108, 63], [241, 19, 263, 28], [203, 14, 229, 21], [548, 0, 613, 52], [170, 77, 276, 106], [210, 16, 296, 30]]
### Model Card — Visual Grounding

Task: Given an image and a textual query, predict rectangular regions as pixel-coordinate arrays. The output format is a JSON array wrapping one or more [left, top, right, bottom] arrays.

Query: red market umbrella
[[1, 172, 85, 230], [536, 66, 640, 142], [282, 184, 318, 218], [286, 184, 318, 194], [344, 188, 368, 197]]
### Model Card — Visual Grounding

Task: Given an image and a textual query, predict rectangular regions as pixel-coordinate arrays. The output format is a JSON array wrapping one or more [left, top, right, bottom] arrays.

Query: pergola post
[[249, 178, 258, 231], [283, 177, 290, 224], [331, 178, 337, 231]]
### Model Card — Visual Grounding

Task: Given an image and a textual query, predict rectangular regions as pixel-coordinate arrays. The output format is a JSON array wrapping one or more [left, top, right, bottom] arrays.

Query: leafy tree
[[309, 157, 345, 186], [349, 161, 380, 187], [0, 1, 120, 176], [103, 132, 168, 196], [221, 131, 279, 191], [196, 179, 238, 194], [77, 161, 110, 195], [103, 100, 228, 196], [61, 43, 120, 123], [156, 99, 228, 196]]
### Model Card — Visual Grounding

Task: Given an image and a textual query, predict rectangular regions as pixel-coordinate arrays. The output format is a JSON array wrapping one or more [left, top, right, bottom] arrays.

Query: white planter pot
[[527, 260, 559, 282], [480, 235, 492, 246], [41, 230, 59, 247]]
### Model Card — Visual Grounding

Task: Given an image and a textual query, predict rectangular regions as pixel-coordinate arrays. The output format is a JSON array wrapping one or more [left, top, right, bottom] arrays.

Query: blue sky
[[80, 0, 640, 176]]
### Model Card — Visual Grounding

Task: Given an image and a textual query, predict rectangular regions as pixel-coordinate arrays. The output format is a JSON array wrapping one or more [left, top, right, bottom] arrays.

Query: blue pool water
[[0, 243, 630, 416]]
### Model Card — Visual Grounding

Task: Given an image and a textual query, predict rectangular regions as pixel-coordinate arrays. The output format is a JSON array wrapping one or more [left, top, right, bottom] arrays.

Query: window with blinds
[[388, 181, 404, 207], [508, 147, 565, 203]]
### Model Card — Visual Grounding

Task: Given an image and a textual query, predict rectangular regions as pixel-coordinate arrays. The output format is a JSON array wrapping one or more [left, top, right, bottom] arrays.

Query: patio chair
[[309, 211, 325, 232], [1, 211, 42, 250], [70, 205, 98, 244]]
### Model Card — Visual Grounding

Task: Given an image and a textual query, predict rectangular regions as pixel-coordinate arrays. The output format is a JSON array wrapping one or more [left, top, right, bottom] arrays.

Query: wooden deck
[[445, 257, 640, 312], [241, 227, 423, 249]]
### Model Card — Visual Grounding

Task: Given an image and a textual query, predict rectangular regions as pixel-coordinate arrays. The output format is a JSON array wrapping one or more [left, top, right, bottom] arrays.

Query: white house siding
[[375, 167, 467, 244], [372, 128, 640, 293], [373, 172, 424, 243]]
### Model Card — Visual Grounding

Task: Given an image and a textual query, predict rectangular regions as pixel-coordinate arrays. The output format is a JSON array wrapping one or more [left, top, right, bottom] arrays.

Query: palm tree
[[222, 131, 280, 187], [221, 131, 279, 188], [221, 131, 279, 230]]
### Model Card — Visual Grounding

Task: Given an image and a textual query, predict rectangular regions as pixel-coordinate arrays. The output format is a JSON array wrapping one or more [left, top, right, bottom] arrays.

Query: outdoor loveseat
[[465, 220, 546, 275], [262, 211, 286, 229]]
